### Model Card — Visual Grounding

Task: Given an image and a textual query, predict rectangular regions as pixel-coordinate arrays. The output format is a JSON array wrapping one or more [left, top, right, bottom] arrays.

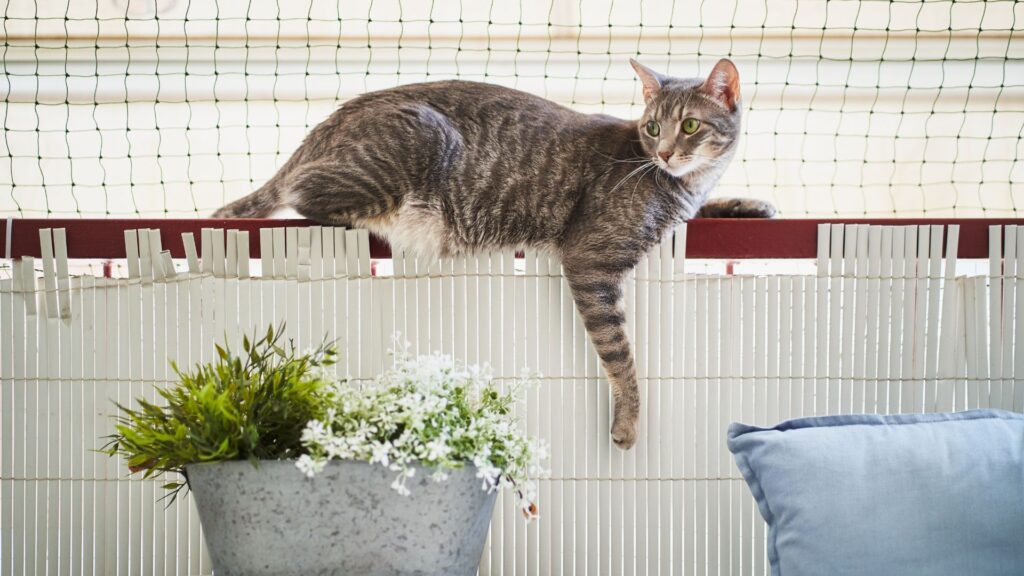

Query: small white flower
[[295, 454, 325, 478], [390, 475, 411, 496], [369, 441, 392, 467], [424, 438, 452, 462], [298, 345, 546, 514]]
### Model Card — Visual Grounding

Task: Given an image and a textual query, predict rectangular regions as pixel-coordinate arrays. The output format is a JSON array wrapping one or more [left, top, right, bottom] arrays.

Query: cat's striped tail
[[211, 181, 281, 218]]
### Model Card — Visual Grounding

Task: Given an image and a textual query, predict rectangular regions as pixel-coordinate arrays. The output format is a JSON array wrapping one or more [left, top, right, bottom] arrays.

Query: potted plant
[[103, 326, 546, 576]]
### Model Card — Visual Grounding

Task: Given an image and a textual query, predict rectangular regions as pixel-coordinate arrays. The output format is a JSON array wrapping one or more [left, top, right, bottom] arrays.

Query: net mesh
[[1, 0, 1022, 218]]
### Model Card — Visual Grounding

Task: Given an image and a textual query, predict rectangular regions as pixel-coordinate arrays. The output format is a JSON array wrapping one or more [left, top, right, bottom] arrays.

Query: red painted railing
[[2, 218, 1022, 260]]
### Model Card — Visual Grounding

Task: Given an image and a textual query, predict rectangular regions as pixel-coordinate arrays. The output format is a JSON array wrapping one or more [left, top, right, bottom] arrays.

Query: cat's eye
[[645, 120, 660, 138], [682, 118, 701, 135]]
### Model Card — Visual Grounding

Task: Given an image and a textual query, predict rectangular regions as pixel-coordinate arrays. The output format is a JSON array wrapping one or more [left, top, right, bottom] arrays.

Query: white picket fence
[[1, 223, 1022, 575]]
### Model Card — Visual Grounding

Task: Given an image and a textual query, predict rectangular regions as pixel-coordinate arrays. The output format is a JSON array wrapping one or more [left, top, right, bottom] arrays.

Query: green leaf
[[102, 321, 338, 499]]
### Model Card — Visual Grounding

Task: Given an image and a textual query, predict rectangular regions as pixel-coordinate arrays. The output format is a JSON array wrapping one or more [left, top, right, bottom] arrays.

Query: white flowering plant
[[298, 344, 547, 519]]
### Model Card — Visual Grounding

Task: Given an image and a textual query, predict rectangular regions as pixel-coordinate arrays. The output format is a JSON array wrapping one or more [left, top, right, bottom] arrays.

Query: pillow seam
[[732, 450, 782, 576], [734, 410, 1022, 438]]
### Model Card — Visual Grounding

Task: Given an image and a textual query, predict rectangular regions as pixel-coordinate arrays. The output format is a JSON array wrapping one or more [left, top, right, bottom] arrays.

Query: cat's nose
[[658, 151, 672, 162]]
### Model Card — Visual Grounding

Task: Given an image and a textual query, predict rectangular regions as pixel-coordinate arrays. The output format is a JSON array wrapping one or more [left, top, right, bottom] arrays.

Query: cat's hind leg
[[696, 197, 776, 218], [284, 159, 401, 227], [283, 104, 462, 228]]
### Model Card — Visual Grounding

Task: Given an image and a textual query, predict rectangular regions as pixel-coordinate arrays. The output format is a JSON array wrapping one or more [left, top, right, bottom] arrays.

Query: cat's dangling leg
[[696, 197, 776, 218], [564, 267, 639, 449]]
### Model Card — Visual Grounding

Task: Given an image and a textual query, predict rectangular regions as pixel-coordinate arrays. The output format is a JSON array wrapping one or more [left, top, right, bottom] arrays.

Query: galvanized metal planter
[[185, 460, 497, 576]]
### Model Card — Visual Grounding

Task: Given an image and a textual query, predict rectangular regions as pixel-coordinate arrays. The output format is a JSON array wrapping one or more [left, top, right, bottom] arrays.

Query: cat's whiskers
[[607, 161, 657, 197], [587, 145, 650, 165], [628, 163, 660, 206]]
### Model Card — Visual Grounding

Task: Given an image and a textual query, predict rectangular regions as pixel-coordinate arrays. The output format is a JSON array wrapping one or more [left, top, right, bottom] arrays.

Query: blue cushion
[[727, 410, 1024, 576]]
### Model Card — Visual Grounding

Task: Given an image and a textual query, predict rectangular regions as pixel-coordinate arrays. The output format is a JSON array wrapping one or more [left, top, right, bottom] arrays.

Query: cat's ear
[[701, 59, 741, 112], [630, 59, 664, 105]]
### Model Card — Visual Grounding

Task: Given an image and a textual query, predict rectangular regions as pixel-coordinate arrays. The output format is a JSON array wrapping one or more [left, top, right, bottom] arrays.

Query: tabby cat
[[214, 59, 775, 449]]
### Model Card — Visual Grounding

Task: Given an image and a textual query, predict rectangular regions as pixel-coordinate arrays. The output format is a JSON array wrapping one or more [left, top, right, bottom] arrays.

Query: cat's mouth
[[655, 156, 697, 178]]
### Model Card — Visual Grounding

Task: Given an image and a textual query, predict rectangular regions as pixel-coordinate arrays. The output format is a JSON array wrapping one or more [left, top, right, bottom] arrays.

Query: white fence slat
[[1000, 227, 1016, 411], [1, 274, 14, 576], [102, 274, 122, 576], [40, 229, 59, 319], [429, 258, 443, 355], [355, 232, 373, 375], [694, 276, 707, 576], [225, 230, 240, 351], [644, 249, 660, 575], [81, 275, 97, 576], [296, 227, 311, 351], [851, 225, 869, 413], [633, 254, 649, 576], [864, 227, 882, 412], [910, 226, 930, 408], [975, 274, 992, 408], [839, 225, 857, 414], [923, 226, 943, 410], [285, 227, 300, 346], [186, 259, 205, 575], [885, 228, 903, 412], [410, 252, 425, 359], [550, 250, 567, 534], [451, 254, 466, 362], [788, 275, 804, 421], [320, 228, 336, 353], [814, 224, 829, 416], [53, 234, 73, 576], [827, 224, 844, 415], [140, 230, 158, 576], [767, 272, 781, 424], [54, 229, 71, 320], [658, 236, 673, 576], [93, 276, 111, 576], [182, 233, 200, 274], [237, 231, 252, 356], [964, 276, 979, 408], [271, 227, 288, 363], [899, 226, 917, 412], [311, 228, 326, 354], [989, 226, 1003, 404], [343, 229, 360, 375], [876, 227, 894, 413], [333, 230, 348, 378], [26, 257, 40, 576], [937, 226, 961, 410], [152, 257, 167, 576], [706, 273, 721, 576], [161, 266, 179, 576], [1016, 230, 1024, 412], [683, 266, 698, 576], [717, 276, 733, 576], [523, 250, 540, 576]]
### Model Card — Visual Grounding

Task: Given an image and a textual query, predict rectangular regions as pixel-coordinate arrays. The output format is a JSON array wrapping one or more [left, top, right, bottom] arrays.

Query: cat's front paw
[[611, 416, 638, 450]]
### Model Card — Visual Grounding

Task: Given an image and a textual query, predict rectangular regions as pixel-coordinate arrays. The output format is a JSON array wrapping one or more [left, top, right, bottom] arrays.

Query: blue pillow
[[727, 410, 1024, 576]]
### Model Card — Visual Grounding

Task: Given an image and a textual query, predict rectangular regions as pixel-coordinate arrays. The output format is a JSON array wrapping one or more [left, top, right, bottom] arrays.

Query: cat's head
[[630, 59, 742, 179]]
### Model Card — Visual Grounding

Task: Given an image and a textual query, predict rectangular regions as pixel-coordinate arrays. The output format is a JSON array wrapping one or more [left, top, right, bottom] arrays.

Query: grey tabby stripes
[[214, 58, 774, 449]]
